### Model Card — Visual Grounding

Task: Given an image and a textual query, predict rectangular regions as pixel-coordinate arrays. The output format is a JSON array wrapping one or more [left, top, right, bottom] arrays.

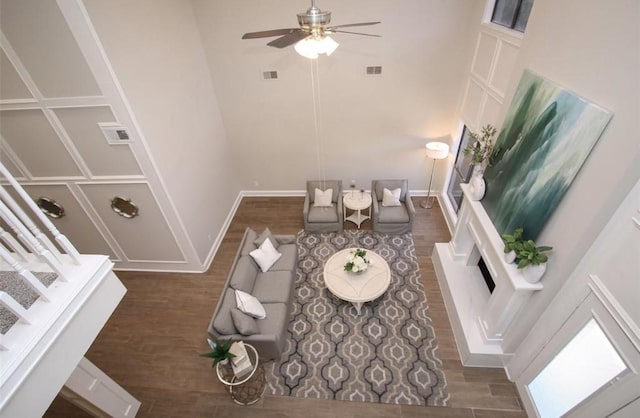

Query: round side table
[[343, 191, 372, 228], [215, 343, 266, 405]]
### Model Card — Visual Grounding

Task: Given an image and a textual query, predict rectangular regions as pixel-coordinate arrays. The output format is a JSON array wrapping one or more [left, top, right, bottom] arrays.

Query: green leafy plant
[[501, 227, 524, 254], [516, 240, 553, 269], [463, 124, 498, 166], [200, 339, 235, 367]]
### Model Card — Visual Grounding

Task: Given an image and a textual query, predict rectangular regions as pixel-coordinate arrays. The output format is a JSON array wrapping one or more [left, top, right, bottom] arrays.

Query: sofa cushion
[[235, 289, 266, 319], [250, 238, 282, 272], [254, 228, 280, 249], [382, 187, 402, 207], [252, 270, 293, 303], [230, 256, 258, 293], [269, 244, 297, 271], [308, 206, 339, 223], [378, 205, 410, 223], [212, 288, 238, 335], [313, 188, 333, 207], [240, 228, 259, 256], [374, 180, 407, 202], [231, 308, 259, 336], [258, 303, 289, 336]]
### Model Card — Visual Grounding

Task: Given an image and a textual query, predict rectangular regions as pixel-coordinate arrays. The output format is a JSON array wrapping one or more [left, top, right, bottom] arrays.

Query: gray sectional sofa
[[207, 227, 297, 360]]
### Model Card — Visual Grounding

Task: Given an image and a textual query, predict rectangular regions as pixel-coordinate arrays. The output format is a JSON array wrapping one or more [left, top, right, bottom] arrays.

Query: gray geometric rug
[[266, 230, 449, 406]]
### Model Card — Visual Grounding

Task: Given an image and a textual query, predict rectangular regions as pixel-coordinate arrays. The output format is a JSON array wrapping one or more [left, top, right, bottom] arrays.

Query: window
[[446, 126, 474, 213], [491, 0, 534, 32], [528, 319, 627, 418]]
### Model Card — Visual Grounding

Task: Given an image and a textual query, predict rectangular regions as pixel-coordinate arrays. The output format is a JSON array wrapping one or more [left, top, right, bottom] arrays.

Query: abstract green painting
[[483, 70, 611, 239]]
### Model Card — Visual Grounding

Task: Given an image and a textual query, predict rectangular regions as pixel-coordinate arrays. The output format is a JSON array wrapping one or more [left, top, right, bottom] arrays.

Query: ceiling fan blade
[[267, 30, 309, 48], [331, 30, 381, 37], [328, 22, 381, 29], [242, 28, 299, 39]]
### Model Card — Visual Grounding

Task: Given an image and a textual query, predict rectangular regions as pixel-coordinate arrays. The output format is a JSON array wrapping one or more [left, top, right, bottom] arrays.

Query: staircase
[[0, 163, 139, 417]]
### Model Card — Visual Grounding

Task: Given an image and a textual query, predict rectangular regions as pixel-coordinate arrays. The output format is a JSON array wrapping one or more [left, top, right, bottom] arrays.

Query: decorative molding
[[589, 274, 640, 352], [203, 191, 244, 272]]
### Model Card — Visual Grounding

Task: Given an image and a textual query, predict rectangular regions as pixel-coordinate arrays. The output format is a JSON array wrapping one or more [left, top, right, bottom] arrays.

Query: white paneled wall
[[0, 0, 206, 271], [461, 26, 522, 130]]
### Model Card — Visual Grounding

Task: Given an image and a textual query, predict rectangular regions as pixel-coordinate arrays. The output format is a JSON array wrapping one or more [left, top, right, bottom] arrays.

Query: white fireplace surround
[[433, 184, 543, 368]]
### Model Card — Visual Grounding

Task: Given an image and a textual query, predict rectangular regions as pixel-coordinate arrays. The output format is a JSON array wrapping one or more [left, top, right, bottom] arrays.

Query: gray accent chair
[[371, 179, 415, 234], [303, 180, 343, 233]]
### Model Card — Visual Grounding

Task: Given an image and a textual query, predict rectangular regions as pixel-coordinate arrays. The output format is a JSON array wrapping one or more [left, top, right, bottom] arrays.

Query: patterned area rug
[[266, 230, 449, 406]]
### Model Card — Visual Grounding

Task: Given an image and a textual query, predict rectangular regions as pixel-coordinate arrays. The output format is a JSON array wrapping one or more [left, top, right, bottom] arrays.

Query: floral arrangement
[[463, 124, 497, 166], [344, 248, 371, 273]]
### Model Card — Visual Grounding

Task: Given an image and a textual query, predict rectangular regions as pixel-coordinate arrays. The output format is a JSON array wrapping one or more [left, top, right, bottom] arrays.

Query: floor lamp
[[421, 142, 450, 209]]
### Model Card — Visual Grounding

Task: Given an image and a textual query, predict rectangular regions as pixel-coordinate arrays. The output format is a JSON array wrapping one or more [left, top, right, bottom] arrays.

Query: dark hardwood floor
[[45, 197, 526, 417]]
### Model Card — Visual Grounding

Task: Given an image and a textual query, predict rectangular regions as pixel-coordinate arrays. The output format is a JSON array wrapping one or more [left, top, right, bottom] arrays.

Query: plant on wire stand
[[201, 338, 235, 367]]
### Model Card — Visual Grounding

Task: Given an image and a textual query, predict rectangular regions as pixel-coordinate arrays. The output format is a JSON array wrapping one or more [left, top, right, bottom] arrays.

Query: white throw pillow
[[382, 187, 402, 206], [313, 188, 333, 207], [249, 237, 282, 272], [235, 289, 266, 319]]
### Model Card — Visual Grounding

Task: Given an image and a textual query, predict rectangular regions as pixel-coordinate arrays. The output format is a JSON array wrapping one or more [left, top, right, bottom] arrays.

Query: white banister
[[0, 164, 81, 264], [0, 186, 65, 263], [0, 225, 30, 262], [0, 199, 65, 277], [0, 245, 52, 300], [0, 291, 32, 325]]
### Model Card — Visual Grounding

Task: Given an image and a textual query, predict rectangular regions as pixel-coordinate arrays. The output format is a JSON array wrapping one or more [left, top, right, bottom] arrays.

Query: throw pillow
[[254, 227, 280, 249], [235, 289, 266, 319], [249, 238, 282, 272], [230, 308, 260, 335], [313, 188, 333, 207], [382, 187, 402, 207]]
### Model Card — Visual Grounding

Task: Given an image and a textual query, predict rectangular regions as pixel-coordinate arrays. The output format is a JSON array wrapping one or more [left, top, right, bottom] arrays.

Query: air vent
[[262, 70, 278, 80], [365, 66, 383, 76], [99, 123, 131, 144]]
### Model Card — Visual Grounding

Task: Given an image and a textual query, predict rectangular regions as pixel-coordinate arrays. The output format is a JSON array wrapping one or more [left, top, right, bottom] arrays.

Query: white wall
[[83, 0, 236, 264], [494, 0, 640, 352], [191, 0, 477, 193]]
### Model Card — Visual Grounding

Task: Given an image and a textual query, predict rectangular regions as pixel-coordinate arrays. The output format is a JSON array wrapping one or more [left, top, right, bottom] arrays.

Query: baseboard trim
[[240, 190, 305, 197]]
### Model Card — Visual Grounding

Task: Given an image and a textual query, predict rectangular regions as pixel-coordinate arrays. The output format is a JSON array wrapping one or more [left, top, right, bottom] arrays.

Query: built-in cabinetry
[[0, 0, 204, 271]]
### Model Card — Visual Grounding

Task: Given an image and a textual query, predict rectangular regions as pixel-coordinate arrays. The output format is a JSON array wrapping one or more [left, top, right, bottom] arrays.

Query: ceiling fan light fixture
[[295, 36, 339, 59]]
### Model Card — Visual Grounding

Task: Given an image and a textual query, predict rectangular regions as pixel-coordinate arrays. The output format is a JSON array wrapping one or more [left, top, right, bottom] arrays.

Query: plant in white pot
[[501, 227, 524, 264], [201, 338, 235, 367], [516, 240, 553, 283], [463, 124, 497, 201]]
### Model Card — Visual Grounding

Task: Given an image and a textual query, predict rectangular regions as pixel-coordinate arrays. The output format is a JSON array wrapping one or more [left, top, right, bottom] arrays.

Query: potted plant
[[201, 338, 235, 367], [463, 124, 497, 200], [516, 240, 553, 283], [501, 227, 524, 264]]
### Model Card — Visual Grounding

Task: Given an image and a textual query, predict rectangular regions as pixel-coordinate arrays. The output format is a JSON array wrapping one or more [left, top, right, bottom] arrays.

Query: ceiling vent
[[365, 66, 383, 76], [262, 70, 279, 80]]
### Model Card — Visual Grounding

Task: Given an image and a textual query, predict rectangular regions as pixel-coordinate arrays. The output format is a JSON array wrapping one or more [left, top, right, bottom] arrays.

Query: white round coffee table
[[343, 191, 372, 228], [323, 248, 391, 315]]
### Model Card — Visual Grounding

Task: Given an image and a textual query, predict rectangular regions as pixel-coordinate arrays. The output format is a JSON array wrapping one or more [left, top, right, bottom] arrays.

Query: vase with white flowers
[[463, 124, 497, 201], [344, 248, 371, 273]]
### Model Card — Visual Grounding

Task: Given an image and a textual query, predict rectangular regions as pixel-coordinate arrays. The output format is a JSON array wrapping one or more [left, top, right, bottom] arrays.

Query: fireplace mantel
[[433, 184, 543, 367]]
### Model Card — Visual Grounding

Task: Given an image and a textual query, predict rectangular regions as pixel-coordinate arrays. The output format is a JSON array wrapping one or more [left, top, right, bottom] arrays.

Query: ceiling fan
[[241, 0, 380, 57]]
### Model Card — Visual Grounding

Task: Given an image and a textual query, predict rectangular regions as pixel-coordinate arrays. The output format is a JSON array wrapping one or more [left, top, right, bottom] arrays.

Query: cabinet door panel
[[79, 183, 184, 262]]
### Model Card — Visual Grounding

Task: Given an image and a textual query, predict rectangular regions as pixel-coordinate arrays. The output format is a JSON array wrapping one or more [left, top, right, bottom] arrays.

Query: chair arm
[[371, 189, 380, 220], [405, 191, 416, 220], [303, 193, 310, 217]]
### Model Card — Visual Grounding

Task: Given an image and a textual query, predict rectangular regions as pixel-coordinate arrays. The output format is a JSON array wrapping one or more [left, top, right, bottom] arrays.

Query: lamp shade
[[425, 142, 449, 160], [295, 36, 339, 59]]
